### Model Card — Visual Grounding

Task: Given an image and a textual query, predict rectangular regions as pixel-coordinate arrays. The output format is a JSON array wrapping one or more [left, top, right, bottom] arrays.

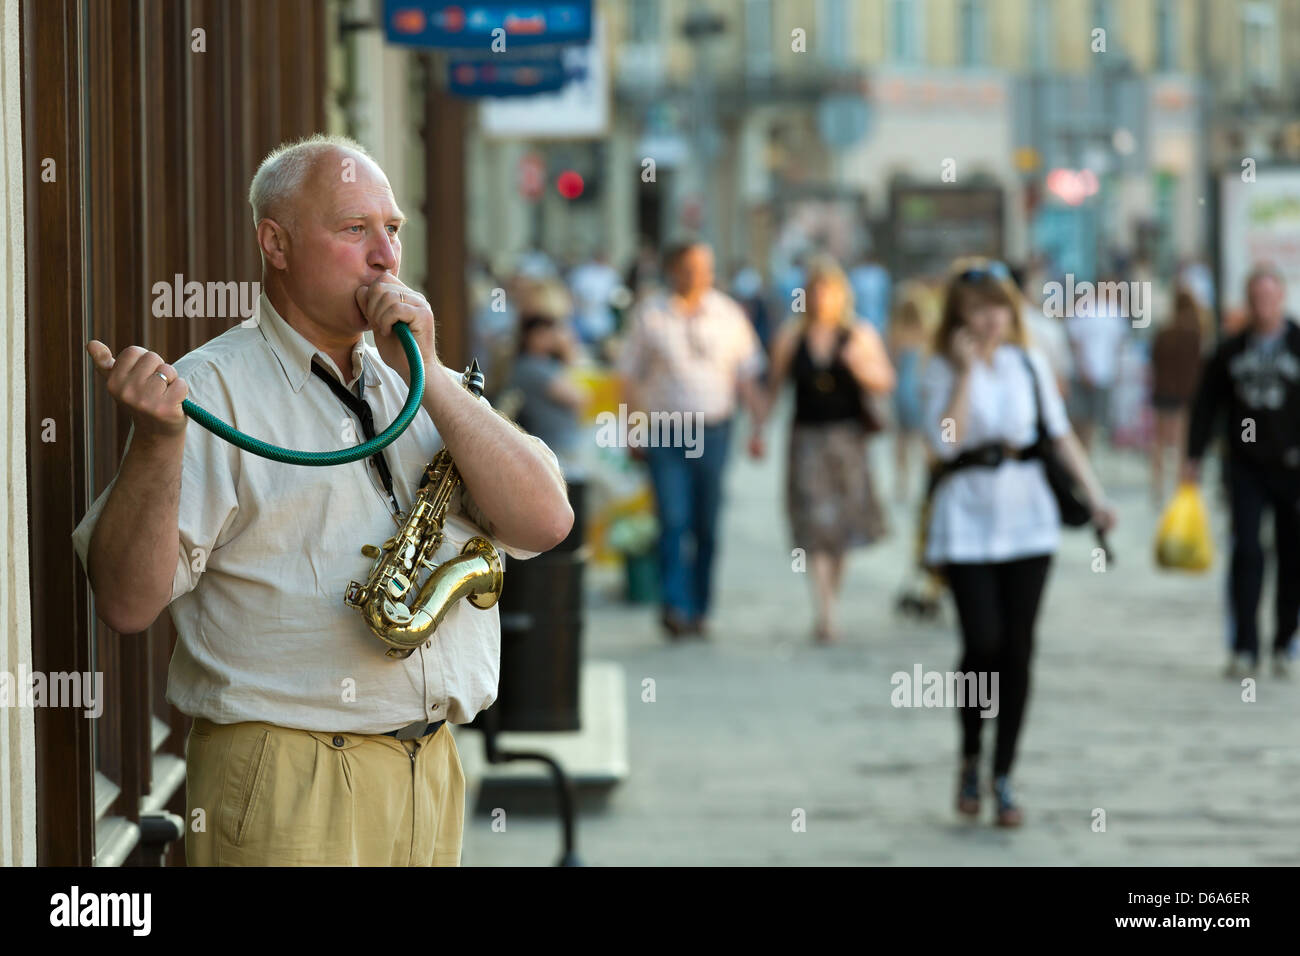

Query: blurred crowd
[[467, 233, 1300, 828], [468, 238, 1229, 508]]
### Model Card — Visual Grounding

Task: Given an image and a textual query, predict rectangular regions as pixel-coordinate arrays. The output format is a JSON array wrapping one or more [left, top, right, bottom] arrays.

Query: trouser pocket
[[226, 729, 273, 847]]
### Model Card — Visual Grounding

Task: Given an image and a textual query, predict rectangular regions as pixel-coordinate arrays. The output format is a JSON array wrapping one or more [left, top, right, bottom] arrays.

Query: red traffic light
[[556, 170, 584, 200]]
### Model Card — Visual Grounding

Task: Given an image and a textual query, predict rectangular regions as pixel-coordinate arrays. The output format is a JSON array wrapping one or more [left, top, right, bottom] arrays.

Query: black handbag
[[1018, 349, 1093, 528]]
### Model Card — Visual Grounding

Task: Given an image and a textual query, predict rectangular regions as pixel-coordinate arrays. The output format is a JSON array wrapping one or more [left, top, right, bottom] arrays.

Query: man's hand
[[356, 271, 438, 380], [87, 341, 189, 439]]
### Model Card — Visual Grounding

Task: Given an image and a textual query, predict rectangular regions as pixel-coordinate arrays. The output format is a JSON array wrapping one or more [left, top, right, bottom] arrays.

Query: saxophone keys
[[386, 572, 411, 601], [361, 544, 381, 558], [382, 597, 413, 625]]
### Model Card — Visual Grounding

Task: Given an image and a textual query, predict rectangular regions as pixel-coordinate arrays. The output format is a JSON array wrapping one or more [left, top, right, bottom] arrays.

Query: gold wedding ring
[[155, 372, 170, 385]]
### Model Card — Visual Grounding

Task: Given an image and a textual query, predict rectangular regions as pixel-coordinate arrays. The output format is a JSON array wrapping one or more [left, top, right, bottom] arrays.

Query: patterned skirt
[[785, 420, 888, 554]]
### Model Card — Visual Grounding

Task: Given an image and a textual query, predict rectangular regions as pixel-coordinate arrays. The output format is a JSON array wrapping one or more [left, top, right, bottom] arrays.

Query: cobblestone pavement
[[460, 430, 1300, 866]]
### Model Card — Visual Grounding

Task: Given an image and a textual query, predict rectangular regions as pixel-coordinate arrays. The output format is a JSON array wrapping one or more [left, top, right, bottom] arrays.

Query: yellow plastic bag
[[1154, 482, 1213, 571]]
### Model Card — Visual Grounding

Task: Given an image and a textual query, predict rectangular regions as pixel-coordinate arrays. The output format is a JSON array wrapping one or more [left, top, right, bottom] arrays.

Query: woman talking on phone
[[920, 259, 1117, 827]]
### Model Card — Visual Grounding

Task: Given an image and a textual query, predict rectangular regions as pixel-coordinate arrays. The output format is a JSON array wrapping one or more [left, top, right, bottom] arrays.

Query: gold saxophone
[[344, 359, 504, 659]]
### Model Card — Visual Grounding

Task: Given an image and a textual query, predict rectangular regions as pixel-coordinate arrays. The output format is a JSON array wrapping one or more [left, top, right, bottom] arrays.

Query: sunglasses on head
[[955, 261, 1011, 284]]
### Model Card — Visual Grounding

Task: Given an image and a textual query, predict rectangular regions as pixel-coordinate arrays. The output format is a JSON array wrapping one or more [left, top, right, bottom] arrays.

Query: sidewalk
[[458, 427, 1300, 866]]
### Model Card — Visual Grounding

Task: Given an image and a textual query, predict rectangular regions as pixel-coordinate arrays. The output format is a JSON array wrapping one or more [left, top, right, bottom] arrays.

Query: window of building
[[958, 0, 988, 67], [888, 0, 923, 65], [628, 0, 661, 43], [745, 0, 773, 77], [1242, 1, 1280, 90], [1091, 0, 1113, 37], [1155, 0, 1178, 71], [1029, 0, 1052, 72], [820, 0, 851, 64]]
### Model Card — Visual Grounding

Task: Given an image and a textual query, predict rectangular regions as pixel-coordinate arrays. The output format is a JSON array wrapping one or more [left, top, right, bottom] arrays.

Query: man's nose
[[369, 233, 399, 272]]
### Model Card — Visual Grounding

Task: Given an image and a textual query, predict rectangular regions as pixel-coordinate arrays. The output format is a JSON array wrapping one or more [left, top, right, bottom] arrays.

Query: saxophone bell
[[344, 360, 503, 659]]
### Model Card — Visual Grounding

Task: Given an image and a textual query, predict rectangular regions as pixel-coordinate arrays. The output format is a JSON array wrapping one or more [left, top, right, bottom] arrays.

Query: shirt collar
[[254, 292, 378, 394]]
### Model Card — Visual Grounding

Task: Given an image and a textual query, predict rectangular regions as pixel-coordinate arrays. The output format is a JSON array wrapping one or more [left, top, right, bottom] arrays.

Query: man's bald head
[[248, 133, 378, 233]]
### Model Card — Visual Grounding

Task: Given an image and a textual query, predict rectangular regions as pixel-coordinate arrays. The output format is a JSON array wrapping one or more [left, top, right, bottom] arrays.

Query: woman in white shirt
[[921, 259, 1117, 827]]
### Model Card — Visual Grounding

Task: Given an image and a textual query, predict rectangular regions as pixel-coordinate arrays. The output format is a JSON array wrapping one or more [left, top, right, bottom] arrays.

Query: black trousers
[[944, 554, 1053, 777], [1225, 456, 1300, 658]]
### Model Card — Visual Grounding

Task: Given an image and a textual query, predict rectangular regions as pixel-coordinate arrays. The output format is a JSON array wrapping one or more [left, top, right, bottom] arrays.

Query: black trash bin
[[473, 478, 585, 732]]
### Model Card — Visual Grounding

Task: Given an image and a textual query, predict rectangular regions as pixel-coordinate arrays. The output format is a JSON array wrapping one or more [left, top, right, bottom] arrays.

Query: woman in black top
[[752, 255, 896, 643]]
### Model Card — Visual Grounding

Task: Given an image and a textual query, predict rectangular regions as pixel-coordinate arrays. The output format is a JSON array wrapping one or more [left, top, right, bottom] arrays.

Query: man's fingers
[[164, 376, 189, 405], [357, 271, 398, 319], [87, 340, 115, 375]]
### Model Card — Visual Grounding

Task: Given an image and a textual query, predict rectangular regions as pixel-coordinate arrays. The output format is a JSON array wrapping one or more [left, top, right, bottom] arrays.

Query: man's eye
[[347, 225, 363, 233], [387, 224, 400, 235]]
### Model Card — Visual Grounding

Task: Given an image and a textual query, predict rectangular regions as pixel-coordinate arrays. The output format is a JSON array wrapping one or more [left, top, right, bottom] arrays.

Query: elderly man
[[72, 134, 573, 866], [1184, 264, 1300, 679], [618, 240, 764, 639]]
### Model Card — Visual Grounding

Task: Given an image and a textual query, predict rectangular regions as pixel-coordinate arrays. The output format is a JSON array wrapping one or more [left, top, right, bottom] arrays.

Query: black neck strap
[[309, 360, 402, 517]]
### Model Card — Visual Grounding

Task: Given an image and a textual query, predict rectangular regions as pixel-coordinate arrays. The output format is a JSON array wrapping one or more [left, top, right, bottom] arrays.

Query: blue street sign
[[447, 52, 570, 96], [385, 1, 592, 49]]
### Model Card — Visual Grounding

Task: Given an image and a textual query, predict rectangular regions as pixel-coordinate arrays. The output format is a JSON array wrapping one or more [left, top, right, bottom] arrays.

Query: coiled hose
[[180, 322, 423, 465]]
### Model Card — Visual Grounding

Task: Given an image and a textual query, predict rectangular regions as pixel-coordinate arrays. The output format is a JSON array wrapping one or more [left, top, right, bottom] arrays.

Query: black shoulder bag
[[1018, 349, 1093, 528]]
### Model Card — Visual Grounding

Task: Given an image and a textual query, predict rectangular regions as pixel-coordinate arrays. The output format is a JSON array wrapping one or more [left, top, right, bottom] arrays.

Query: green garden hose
[[180, 322, 423, 466]]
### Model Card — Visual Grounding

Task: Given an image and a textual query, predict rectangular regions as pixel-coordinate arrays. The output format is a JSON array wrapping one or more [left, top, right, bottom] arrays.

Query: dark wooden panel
[[30, 0, 333, 865], [23, 0, 95, 866]]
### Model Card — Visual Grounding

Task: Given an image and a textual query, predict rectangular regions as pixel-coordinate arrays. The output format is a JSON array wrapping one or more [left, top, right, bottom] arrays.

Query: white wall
[[1, 0, 37, 867]]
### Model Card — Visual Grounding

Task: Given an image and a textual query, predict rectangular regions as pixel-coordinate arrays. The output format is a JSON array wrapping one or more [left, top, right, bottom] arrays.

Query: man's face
[[278, 151, 406, 337], [1247, 274, 1285, 329], [672, 245, 714, 297]]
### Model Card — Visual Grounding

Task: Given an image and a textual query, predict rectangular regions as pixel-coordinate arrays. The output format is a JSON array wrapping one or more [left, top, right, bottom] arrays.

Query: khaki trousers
[[184, 717, 465, 866]]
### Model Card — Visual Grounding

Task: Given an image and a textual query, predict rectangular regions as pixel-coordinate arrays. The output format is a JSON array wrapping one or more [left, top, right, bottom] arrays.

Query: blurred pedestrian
[[1149, 288, 1207, 505], [1012, 263, 1072, 398], [730, 260, 774, 355], [751, 254, 895, 644], [848, 244, 892, 336], [508, 280, 586, 477], [1065, 273, 1129, 451], [887, 293, 928, 503], [568, 249, 621, 347], [921, 259, 1116, 826], [1183, 265, 1300, 679], [623, 238, 662, 304], [618, 240, 765, 640]]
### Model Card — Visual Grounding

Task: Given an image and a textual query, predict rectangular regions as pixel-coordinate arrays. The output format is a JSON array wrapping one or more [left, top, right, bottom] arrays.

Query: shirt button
[[425, 641, 431, 648], [332, 735, 345, 747]]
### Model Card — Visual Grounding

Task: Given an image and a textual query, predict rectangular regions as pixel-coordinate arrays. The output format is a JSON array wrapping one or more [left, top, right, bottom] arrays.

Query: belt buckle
[[392, 719, 427, 741]]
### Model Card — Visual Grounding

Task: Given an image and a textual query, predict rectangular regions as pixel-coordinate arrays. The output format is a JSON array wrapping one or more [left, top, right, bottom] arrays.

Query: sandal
[[956, 758, 980, 817], [993, 775, 1023, 827]]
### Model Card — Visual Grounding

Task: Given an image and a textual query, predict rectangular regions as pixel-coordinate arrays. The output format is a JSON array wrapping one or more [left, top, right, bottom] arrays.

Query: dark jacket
[[1187, 320, 1300, 469]]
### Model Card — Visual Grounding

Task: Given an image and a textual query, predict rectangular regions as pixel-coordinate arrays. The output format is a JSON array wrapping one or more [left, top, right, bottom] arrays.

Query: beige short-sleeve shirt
[[72, 293, 557, 733]]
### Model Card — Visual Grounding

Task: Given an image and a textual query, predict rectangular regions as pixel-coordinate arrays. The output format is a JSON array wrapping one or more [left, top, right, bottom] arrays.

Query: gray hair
[[248, 133, 373, 230]]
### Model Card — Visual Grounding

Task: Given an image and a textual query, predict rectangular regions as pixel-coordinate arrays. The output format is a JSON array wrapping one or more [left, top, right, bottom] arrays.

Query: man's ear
[[256, 219, 290, 271]]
